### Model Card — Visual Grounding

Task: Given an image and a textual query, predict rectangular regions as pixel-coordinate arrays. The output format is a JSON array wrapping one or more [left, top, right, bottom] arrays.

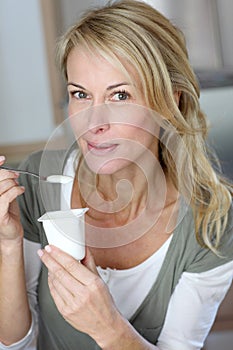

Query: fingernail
[[0, 155, 5, 162], [37, 249, 44, 257], [45, 245, 52, 253]]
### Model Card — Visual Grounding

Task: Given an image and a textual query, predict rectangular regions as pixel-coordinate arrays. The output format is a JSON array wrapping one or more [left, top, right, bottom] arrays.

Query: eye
[[70, 90, 89, 100], [111, 90, 130, 101]]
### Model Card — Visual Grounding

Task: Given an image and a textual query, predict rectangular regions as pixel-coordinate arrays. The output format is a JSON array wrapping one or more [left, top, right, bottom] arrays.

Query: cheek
[[68, 102, 85, 116], [68, 111, 89, 142], [122, 126, 157, 148], [67, 96, 78, 116]]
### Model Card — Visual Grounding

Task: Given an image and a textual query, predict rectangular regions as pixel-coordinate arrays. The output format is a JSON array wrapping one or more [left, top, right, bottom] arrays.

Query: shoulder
[[19, 149, 69, 175], [218, 200, 233, 256], [182, 200, 233, 273]]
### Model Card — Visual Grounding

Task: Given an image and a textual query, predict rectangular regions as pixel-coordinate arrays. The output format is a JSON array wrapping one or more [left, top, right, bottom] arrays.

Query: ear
[[174, 91, 181, 107]]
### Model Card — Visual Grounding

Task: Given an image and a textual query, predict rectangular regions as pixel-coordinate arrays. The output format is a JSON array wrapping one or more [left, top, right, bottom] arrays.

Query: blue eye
[[71, 91, 88, 99], [112, 90, 129, 101], [118, 93, 128, 100]]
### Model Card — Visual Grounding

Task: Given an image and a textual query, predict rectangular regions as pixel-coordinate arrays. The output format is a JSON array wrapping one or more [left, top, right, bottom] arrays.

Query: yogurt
[[46, 175, 73, 184]]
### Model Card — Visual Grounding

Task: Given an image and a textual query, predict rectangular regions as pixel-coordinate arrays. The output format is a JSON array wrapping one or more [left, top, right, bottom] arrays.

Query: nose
[[88, 105, 110, 134]]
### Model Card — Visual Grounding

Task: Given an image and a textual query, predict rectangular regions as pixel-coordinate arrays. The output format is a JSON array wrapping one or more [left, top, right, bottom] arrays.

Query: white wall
[[216, 0, 233, 68], [0, 0, 109, 149], [0, 0, 55, 145], [200, 86, 233, 179], [57, 0, 107, 33], [59, 0, 233, 70], [145, 0, 233, 70], [0, 0, 232, 153]]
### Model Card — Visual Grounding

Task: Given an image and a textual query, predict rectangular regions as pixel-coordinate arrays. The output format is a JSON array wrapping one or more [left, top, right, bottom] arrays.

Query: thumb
[[82, 247, 98, 275]]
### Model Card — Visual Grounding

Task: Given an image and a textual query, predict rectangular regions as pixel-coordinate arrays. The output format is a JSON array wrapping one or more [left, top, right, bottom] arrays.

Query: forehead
[[66, 46, 138, 85]]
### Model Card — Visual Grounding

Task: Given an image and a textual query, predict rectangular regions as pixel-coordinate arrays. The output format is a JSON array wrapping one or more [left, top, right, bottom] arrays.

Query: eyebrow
[[67, 82, 130, 90], [106, 82, 130, 90]]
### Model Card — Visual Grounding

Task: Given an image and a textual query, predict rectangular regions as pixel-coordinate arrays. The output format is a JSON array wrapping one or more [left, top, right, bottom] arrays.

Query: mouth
[[87, 141, 118, 154]]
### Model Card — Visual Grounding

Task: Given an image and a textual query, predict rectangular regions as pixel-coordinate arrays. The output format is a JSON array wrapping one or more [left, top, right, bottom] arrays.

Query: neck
[[77, 155, 175, 225]]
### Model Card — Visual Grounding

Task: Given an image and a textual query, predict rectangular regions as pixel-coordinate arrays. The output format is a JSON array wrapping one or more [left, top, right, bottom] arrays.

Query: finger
[[38, 248, 86, 295], [48, 275, 87, 327], [0, 178, 19, 195], [48, 273, 72, 304], [0, 185, 25, 215], [0, 170, 19, 182], [0, 182, 25, 203], [39, 245, 97, 285], [48, 276, 70, 316]]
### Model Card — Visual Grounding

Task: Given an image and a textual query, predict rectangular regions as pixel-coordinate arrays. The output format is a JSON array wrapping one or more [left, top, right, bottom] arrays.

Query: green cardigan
[[17, 150, 233, 350]]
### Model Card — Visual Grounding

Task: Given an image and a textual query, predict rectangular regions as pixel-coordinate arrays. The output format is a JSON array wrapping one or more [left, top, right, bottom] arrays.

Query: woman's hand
[[38, 245, 123, 346], [0, 156, 25, 241]]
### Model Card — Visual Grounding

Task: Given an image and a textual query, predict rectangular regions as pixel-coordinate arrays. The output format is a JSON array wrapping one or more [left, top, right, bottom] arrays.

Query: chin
[[84, 158, 130, 175]]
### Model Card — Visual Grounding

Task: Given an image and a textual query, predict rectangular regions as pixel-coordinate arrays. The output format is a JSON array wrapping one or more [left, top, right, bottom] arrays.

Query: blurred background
[[0, 1, 232, 348]]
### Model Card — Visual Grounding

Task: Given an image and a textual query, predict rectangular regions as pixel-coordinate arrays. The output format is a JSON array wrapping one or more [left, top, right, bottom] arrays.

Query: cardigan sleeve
[[186, 203, 233, 273], [157, 260, 233, 350], [17, 151, 44, 243]]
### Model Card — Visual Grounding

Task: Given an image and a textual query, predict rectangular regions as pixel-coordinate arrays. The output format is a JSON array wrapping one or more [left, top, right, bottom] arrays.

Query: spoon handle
[[0, 165, 45, 180]]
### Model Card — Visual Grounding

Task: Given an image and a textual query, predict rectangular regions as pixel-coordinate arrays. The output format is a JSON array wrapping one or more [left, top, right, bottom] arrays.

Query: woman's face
[[66, 47, 159, 175]]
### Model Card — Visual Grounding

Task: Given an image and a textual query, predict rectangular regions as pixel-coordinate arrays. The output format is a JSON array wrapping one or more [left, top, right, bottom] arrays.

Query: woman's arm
[[0, 160, 32, 345], [157, 260, 233, 350], [0, 239, 41, 349], [97, 319, 160, 350], [0, 238, 31, 345]]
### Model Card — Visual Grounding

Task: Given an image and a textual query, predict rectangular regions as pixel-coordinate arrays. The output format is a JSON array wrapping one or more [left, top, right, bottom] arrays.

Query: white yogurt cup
[[38, 208, 89, 260]]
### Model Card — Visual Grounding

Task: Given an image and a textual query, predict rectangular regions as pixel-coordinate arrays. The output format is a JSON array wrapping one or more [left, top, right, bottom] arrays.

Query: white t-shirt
[[1, 150, 233, 350]]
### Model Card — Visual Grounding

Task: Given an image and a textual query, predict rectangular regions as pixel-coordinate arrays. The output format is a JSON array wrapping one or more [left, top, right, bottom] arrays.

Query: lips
[[87, 141, 118, 154]]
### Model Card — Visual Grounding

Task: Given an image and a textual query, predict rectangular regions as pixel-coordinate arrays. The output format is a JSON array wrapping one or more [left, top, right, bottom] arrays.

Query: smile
[[87, 142, 118, 155]]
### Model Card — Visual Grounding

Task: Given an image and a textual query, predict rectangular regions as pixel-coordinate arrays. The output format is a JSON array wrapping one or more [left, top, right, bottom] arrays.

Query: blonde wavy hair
[[56, 0, 232, 253]]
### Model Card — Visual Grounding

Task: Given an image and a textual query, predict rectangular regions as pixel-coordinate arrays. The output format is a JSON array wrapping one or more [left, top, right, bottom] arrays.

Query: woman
[[0, 0, 233, 349]]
